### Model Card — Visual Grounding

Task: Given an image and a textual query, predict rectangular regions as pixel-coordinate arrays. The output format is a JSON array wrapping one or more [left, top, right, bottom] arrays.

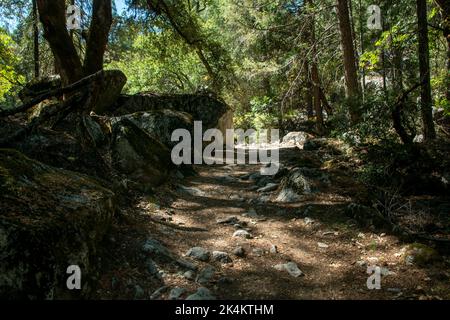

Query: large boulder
[[90, 70, 127, 114], [109, 92, 229, 129], [0, 149, 116, 299], [111, 118, 172, 190], [114, 109, 193, 148], [0, 118, 109, 180]]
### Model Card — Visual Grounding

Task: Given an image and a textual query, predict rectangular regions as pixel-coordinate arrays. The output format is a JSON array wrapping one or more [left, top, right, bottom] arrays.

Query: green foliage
[[331, 95, 394, 145], [234, 96, 279, 131], [107, 31, 206, 94], [357, 140, 414, 188], [0, 0, 448, 141], [0, 29, 23, 104]]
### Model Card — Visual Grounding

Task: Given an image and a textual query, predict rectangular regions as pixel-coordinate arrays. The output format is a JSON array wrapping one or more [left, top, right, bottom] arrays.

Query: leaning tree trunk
[[37, 0, 83, 85], [336, 0, 361, 124], [416, 0, 436, 141]]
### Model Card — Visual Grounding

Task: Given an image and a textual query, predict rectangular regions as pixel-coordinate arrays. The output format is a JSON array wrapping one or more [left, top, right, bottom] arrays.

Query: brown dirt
[[95, 146, 450, 300]]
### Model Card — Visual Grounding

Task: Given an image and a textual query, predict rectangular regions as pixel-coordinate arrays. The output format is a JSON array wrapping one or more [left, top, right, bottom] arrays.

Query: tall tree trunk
[[336, 0, 361, 123], [83, 0, 113, 75], [37, 0, 112, 85], [380, 8, 388, 99], [358, 0, 365, 97], [416, 0, 436, 140], [435, 0, 450, 101], [393, 48, 403, 92], [37, 0, 83, 85], [310, 5, 324, 135], [32, 0, 40, 78], [311, 62, 324, 134], [304, 60, 314, 120]]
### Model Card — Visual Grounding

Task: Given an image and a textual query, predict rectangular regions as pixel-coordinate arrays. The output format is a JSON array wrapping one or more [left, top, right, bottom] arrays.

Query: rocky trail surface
[[96, 141, 450, 300]]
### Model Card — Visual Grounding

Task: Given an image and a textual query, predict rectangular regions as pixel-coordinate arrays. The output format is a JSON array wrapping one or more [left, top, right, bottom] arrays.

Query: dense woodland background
[[1, 0, 449, 194], [0, 0, 449, 300], [1, 0, 449, 134]]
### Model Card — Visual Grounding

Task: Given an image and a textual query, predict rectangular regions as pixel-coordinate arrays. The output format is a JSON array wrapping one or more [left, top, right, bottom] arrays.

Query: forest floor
[[95, 144, 450, 300]]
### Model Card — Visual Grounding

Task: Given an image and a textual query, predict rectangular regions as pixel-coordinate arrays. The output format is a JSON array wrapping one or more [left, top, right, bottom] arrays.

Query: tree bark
[[416, 0, 436, 140], [392, 82, 423, 145], [37, 0, 112, 85], [336, 0, 361, 123], [309, 2, 324, 135], [320, 87, 333, 116], [32, 0, 40, 78], [36, 0, 83, 85], [304, 61, 314, 120], [83, 0, 112, 75], [358, 0, 366, 95], [393, 48, 404, 92]]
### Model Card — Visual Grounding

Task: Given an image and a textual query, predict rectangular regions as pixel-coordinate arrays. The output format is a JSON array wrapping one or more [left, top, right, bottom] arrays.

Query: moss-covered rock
[[0, 118, 108, 180], [0, 149, 116, 299], [282, 168, 330, 194], [404, 243, 441, 266]]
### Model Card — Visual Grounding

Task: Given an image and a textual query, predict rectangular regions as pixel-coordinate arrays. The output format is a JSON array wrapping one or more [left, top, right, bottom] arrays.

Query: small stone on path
[[186, 247, 210, 262], [233, 230, 252, 239], [274, 262, 304, 277]]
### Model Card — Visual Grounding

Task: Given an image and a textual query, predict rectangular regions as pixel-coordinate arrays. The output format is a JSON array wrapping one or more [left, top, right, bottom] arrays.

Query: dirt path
[[96, 146, 450, 300]]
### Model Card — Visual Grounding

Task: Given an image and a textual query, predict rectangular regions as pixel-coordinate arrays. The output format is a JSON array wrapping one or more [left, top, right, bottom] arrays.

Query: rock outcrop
[[0, 149, 116, 299], [113, 109, 193, 148], [109, 92, 229, 130]]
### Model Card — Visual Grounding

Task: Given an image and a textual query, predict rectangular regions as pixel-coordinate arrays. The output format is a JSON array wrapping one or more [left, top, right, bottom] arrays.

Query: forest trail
[[97, 145, 449, 300]]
